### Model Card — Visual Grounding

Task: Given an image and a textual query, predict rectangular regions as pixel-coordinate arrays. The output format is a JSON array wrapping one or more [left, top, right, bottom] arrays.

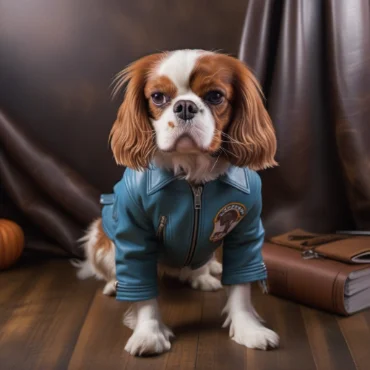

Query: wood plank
[[301, 307, 357, 370], [68, 274, 202, 370], [246, 287, 316, 370], [364, 309, 370, 329], [124, 276, 203, 370], [67, 290, 131, 370], [0, 258, 49, 327], [123, 300, 170, 370], [245, 288, 281, 370], [273, 300, 316, 370], [2, 258, 369, 370], [164, 278, 203, 370], [337, 312, 370, 370], [195, 288, 244, 370], [0, 259, 97, 370]]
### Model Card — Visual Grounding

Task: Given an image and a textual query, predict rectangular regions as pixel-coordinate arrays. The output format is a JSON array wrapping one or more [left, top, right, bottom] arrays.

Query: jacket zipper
[[184, 185, 203, 266], [157, 216, 167, 243]]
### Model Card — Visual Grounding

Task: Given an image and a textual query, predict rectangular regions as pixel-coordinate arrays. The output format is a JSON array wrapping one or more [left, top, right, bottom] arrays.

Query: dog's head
[[110, 50, 277, 171]]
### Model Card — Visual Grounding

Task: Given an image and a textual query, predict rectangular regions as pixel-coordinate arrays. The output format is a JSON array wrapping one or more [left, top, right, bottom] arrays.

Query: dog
[[74, 49, 279, 356]]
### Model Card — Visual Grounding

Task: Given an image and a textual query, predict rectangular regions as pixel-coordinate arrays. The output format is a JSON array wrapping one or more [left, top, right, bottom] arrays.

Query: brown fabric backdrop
[[1, 0, 369, 257], [239, 0, 370, 235], [0, 0, 247, 256]]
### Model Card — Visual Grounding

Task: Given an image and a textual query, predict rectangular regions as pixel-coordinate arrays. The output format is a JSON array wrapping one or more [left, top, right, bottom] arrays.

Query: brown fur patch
[[145, 75, 178, 120], [95, 220, 111, 251], [92, 219, 114, 280], [168, 121, 175, 128], [110, 51, 276, 170], [190, 55, 234, 153], [110, 53, 166, 170], [191, 54, 277, 169]]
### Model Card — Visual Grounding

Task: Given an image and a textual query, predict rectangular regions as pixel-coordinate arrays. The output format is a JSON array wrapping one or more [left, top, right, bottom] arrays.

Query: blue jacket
[[101, 165, 267, 302]]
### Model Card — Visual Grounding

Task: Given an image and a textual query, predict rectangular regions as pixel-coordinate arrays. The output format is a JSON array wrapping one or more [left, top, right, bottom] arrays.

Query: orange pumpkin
[[0, 219, 25, 270]]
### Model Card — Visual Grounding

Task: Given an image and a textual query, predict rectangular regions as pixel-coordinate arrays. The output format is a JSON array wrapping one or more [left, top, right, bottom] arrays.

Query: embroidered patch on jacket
[[210, 203, 247, 242]]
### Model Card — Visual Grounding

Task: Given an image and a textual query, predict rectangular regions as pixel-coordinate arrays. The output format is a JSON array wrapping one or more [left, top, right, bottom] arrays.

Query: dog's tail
[[70, 258, 95, 279], [70, 220, 99, 280], [71, 218, 115, 283]]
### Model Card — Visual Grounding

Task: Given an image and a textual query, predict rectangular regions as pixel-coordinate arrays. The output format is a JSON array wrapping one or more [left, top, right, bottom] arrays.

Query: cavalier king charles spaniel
[[75, 49, 279, 356]]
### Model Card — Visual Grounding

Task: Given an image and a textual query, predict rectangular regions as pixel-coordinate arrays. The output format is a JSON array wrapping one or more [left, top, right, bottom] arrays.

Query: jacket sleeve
[[221, 172, 267, 286], [113, 176, 158, 302]]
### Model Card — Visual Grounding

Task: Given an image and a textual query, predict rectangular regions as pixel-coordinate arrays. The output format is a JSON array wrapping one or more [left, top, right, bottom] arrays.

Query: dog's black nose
[[173, 100, 199, 121]]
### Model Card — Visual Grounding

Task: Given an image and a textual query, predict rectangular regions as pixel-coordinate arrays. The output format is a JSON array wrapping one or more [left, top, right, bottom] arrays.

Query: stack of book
[[263, 229, 370, 315]]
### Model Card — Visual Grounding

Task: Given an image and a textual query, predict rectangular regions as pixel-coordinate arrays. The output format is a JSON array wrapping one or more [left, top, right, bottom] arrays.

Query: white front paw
[[232, 326, 279, 350], [191, 274, 222, 291], [209, 259, 223, 275], [124, 319, 174, 356], [227, 313, 279, 350], [102, 280, 116, 296], [123, 305, 137, 330]]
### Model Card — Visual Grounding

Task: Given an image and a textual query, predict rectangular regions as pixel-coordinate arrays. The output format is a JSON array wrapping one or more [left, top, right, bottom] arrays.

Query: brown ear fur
[[110, 54, 164, 170], [225, 58, 277, 170]]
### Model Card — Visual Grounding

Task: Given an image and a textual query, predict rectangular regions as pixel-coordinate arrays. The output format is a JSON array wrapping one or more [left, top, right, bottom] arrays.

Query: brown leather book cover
[[270, 229, 370, 263], [263, 242, 370, 315]]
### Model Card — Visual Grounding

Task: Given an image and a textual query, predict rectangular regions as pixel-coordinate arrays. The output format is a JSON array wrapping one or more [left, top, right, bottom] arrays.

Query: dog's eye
[[151, 93, 169, 106], [204, 91, 224, 105]]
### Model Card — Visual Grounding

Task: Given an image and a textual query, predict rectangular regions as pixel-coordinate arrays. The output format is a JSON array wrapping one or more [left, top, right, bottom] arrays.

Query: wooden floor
[[1, 258, 370, 370]]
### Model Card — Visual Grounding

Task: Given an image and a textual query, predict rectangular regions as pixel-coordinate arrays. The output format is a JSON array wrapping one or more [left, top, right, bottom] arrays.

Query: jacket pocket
[[156, 216, 168, 243], [100, 193, 118, 222]]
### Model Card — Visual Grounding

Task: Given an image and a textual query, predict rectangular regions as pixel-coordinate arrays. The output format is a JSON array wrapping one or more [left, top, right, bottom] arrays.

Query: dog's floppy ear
[[225, 58, 277, 170], [110, 54, 163, 170]]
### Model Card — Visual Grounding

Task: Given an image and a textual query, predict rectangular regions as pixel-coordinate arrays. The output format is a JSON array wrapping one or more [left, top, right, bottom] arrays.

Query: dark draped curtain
[[239, 0, 370, 235], [1, 0, 370, 257], [0, 0, 247, 256]]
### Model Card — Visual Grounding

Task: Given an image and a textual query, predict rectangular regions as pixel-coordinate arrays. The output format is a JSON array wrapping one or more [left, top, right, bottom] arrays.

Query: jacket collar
[[147, 165, 250, 195]]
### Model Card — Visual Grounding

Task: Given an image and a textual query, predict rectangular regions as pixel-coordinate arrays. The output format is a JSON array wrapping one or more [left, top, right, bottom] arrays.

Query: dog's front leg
[[123, 298, 174, 356], [222, 284, 279, 350]]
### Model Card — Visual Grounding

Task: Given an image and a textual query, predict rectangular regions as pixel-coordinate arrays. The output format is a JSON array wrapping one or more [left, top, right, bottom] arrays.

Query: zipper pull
[[156, 216, 167, 238], [301, 249, 320, 260], [192, 186, 203, 210]]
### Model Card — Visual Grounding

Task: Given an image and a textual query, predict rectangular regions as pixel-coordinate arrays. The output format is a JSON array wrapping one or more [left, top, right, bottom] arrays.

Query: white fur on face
[[157, 49, 208, 95], [151, 50, 216, 153]]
